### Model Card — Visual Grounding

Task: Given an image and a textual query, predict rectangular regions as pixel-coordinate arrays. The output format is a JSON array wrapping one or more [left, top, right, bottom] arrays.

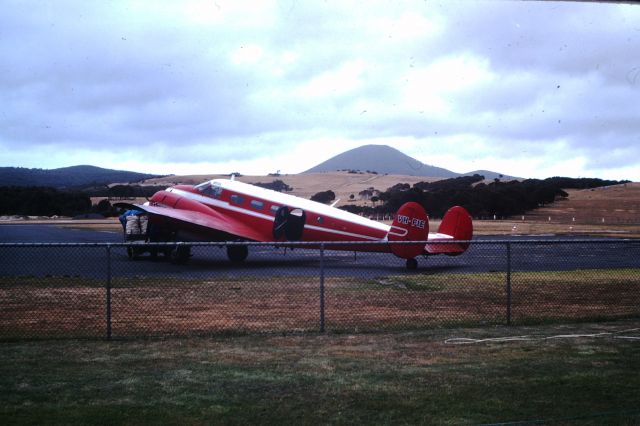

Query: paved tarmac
[[1, 224, 639, 279]]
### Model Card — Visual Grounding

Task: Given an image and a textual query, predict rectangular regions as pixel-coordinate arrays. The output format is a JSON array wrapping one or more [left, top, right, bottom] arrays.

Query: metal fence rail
[[1, 239, 639, 340]]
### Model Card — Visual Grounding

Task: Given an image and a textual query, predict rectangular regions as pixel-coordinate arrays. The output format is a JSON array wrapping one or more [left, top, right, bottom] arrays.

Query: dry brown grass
[[2, 271, 639, 339], [470, 219, 640, 237], [525, 182, 640, 224]]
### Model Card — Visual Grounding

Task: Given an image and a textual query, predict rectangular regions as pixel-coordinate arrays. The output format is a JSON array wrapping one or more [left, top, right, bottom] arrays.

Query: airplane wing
[[135, 203, 269, 242]]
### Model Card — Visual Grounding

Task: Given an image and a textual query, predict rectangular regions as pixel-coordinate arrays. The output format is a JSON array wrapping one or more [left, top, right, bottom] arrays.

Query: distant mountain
[[304, 144, 515, 179], [0, 165, 161, 188], [304, 144, 459, 177]]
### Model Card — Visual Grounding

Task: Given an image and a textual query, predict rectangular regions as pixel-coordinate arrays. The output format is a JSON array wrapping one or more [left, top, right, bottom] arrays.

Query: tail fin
[[387, 202, 429, 259], [425, 206, 473, 255]]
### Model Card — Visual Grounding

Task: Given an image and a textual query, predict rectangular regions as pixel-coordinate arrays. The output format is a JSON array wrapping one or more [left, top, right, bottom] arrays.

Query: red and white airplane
[[127, 177, 473, 269]]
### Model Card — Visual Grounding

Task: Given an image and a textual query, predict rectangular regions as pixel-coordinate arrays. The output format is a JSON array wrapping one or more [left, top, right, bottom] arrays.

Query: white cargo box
[[125, 215, 148, 238]]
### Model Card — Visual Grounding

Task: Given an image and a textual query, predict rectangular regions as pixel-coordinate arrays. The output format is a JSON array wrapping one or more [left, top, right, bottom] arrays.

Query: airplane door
[[272, 206, 306, 241], [273, 206, 289, 240], [286, 208, 306, 240]]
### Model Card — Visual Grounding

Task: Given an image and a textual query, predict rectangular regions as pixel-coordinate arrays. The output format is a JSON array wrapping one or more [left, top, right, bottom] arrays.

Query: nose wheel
[[170, 245, 192, 264], [227, 245, 249, 263], [406, 258, 418, 270]]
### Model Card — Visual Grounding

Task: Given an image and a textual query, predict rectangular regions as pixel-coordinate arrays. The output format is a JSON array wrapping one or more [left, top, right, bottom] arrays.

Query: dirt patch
[[2, 273, 638, 339]]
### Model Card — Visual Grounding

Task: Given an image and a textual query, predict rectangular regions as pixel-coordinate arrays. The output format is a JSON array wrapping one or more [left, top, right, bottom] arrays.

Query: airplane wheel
[[227, 245, 248, 263], [171, 245, 191, 264], [406, 258, 418, 270], [126, 246, 141, 260]]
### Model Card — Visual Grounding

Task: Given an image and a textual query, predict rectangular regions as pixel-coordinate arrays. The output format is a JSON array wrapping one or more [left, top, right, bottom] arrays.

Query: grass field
[[1, 321, 639, 425], [2, 269, 639, 340], [1, 259, 639, 424], [2, 177, 639, 423]]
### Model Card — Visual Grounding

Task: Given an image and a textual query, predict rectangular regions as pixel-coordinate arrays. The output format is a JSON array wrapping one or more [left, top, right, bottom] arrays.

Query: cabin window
[[270, 205, 281, 215], [250, 200, 264, 210], [316, 216, 324, 224], [230, 194, 245, 205]]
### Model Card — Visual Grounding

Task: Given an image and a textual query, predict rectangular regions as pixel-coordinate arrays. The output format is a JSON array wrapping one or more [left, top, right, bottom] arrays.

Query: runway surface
[[1, 224, 639, 279]]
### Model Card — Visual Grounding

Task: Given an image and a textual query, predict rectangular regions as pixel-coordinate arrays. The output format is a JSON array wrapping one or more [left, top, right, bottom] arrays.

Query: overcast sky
[[2, 0, 639, 180]]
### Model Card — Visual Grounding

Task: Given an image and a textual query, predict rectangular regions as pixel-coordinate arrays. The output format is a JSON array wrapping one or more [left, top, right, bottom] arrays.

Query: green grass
[[1, 321, 640, 425]]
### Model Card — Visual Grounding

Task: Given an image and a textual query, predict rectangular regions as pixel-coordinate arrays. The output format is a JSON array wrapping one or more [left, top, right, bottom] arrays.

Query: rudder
[[426, 206, 473, 255], [438, 206, 473, 241], [387, 202, 429, 259]]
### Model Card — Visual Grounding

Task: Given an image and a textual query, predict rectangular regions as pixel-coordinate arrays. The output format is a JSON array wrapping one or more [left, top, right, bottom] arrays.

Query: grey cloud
[[1, 1, 639, 179]]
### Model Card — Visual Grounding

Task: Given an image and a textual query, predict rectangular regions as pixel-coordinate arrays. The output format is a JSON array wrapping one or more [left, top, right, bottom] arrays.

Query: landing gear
[[406, 258, 418, 270], [171, 245, 191, 264], [126, 243, 160, 260], [227, 244, 248, 263], [126, 246, 135, 259]]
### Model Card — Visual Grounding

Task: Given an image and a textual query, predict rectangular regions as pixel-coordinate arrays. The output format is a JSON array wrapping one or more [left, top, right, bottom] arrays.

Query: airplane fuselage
[[147, 178, 391, 249], [131, 177, 472, 267]]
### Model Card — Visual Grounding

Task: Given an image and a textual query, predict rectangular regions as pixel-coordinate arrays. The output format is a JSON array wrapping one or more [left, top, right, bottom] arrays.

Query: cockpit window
[[195, 181, 221, 198]]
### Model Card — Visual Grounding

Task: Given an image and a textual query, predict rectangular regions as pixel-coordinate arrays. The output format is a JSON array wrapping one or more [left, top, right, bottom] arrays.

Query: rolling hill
[[524, 182, 640, 224], [304, 144, 458, 177], [304, 144, 515, 179]]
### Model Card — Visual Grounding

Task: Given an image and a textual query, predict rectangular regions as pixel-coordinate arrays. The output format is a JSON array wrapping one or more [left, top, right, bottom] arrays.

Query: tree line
[[0, 186, 92, 217], [0, 184, 168, 217], [339, 176, 629, 219], [0, 166, 159, 188], [0, 176, 630, 218]]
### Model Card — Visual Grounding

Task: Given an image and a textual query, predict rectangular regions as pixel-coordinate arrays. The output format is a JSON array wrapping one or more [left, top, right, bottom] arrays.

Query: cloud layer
[[1, 0, 639, 180]]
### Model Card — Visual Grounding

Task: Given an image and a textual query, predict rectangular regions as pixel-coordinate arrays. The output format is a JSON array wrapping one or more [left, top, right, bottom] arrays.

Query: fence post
[[106, 245, 112, 340], [320, 243, 325, 333], [506, 241, 512, 326]]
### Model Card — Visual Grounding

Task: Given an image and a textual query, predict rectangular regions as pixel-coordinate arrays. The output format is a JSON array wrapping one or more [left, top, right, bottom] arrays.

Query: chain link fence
[[1, 239, 639, 340]]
